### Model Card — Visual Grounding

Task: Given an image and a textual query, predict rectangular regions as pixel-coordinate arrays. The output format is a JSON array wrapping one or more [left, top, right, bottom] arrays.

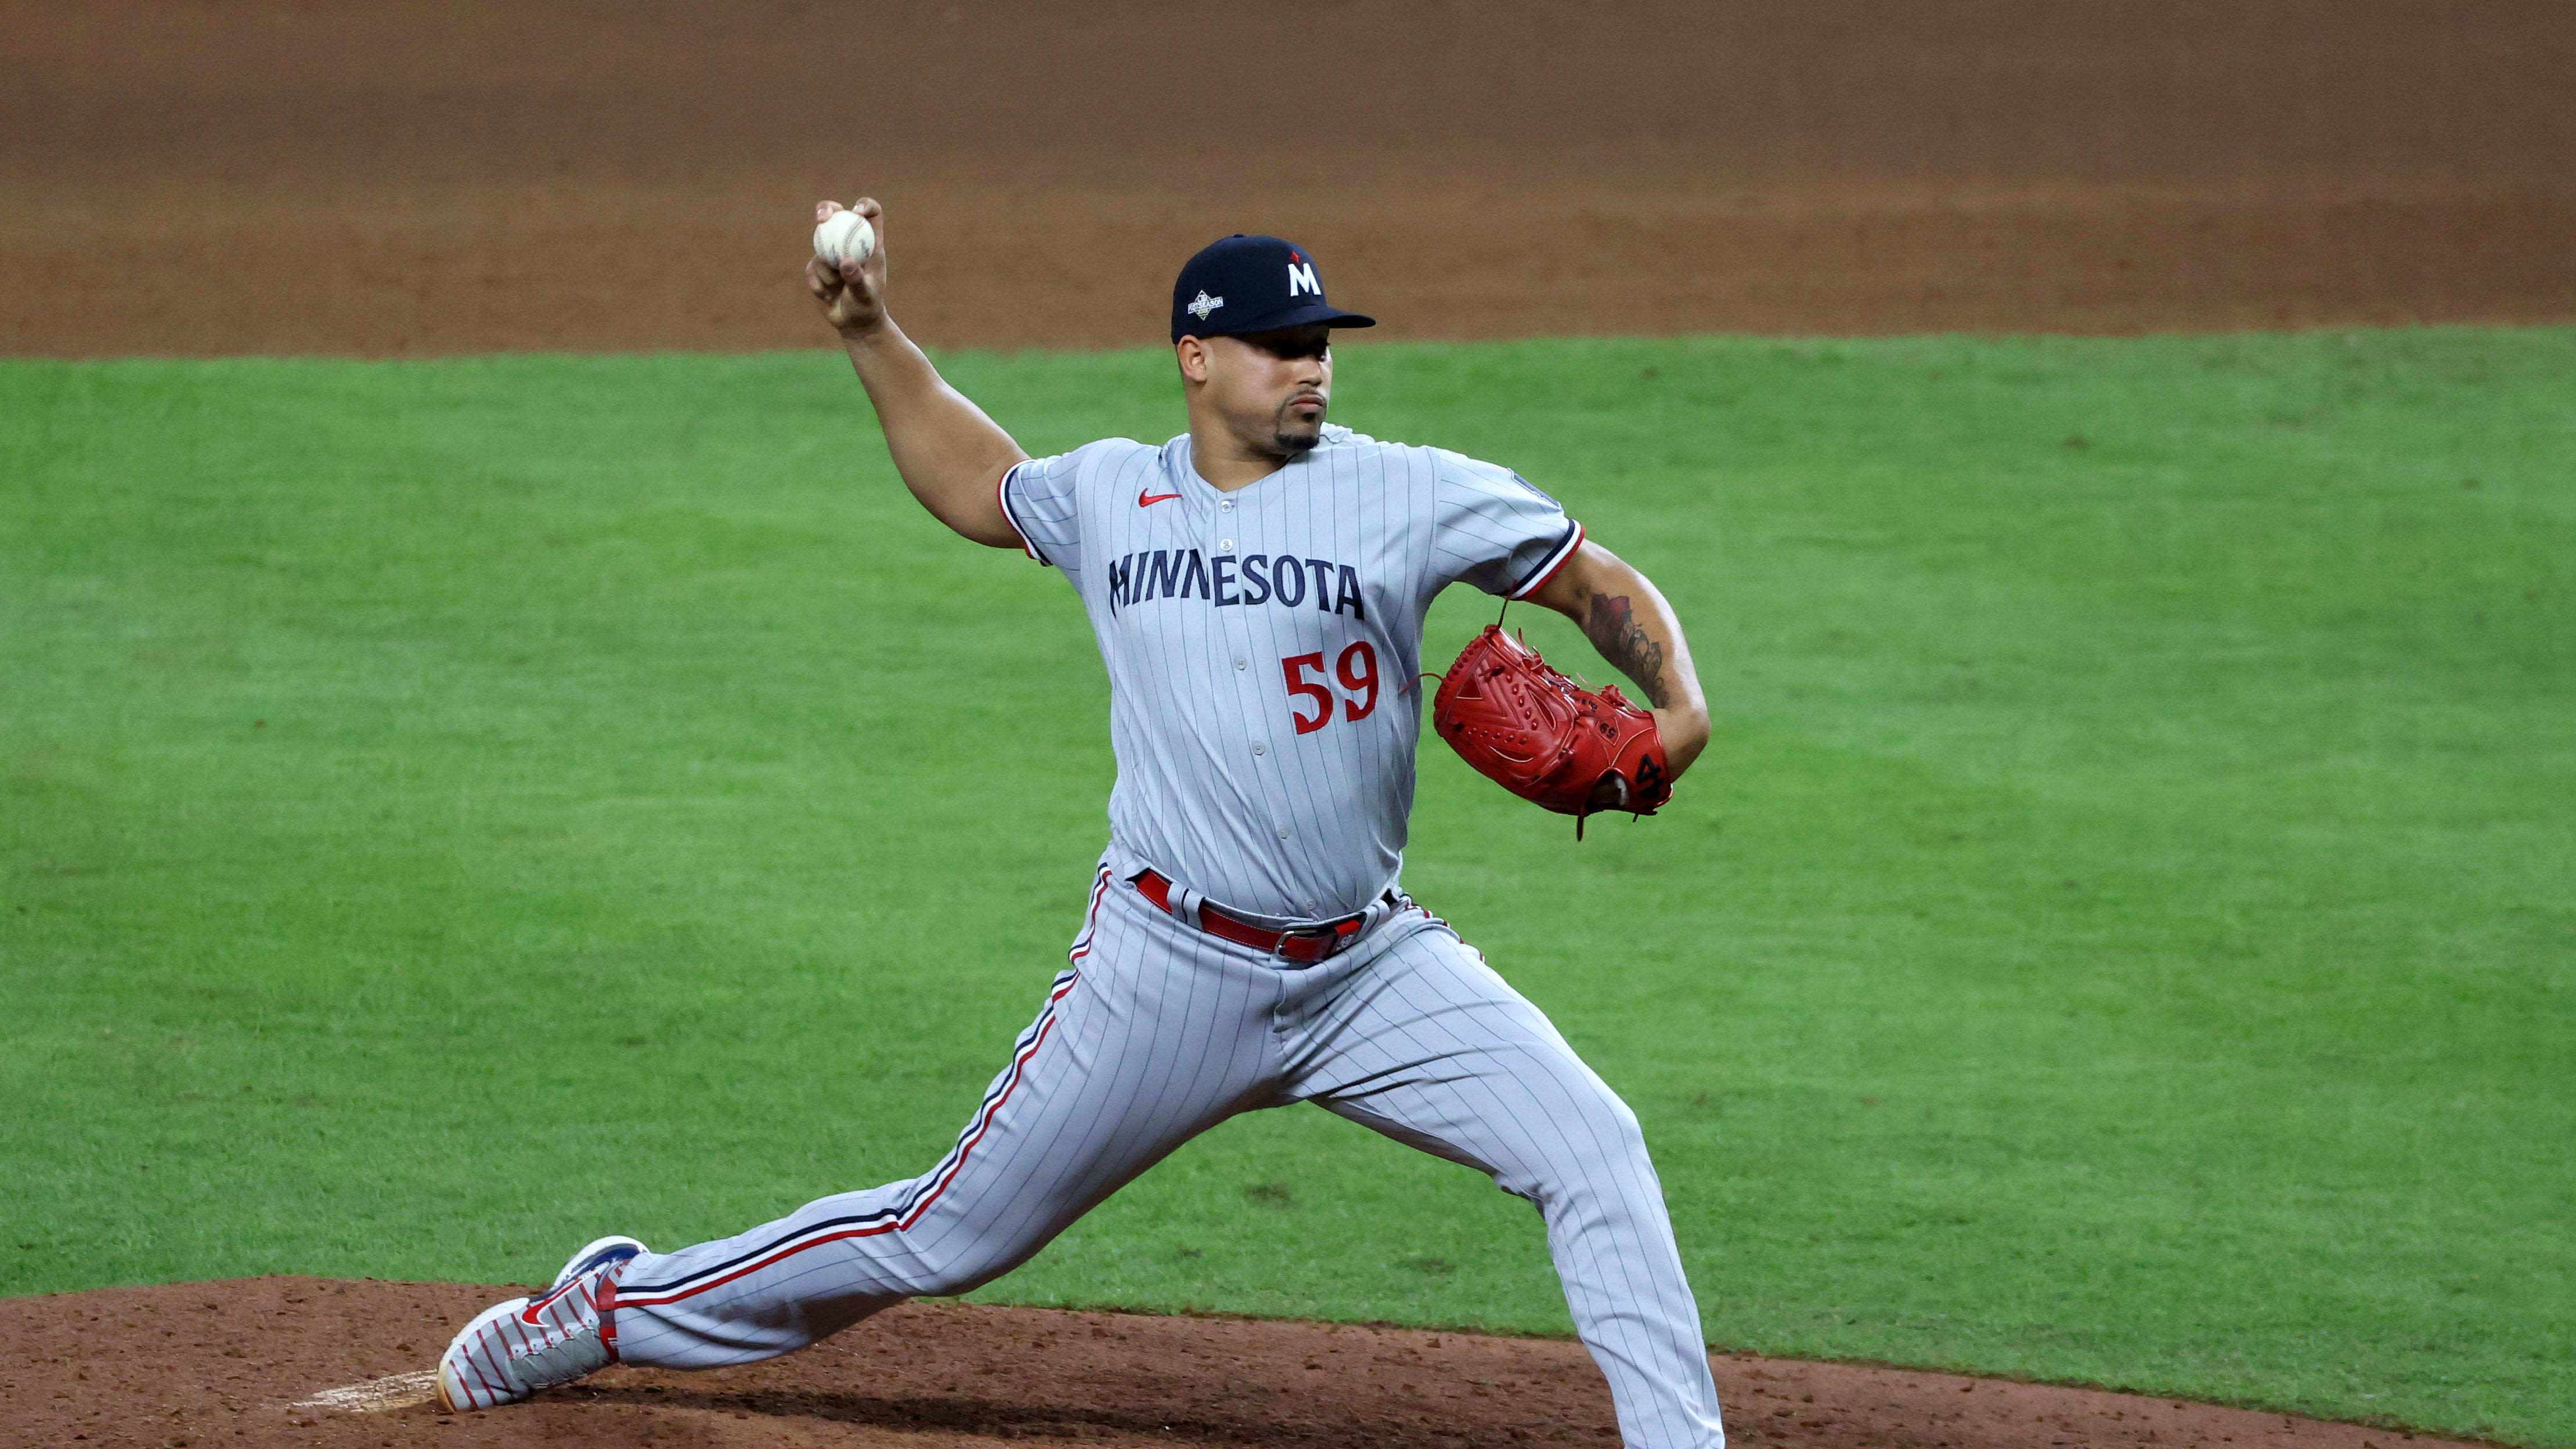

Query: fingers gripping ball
[[814, 209, 875, 269], [1433, 625, 1672, 835]]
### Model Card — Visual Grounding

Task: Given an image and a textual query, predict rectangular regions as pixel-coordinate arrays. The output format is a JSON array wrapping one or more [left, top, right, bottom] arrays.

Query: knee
[[1568, 1072, 1652, 1165], [1524, 1077, 1660, 1202], [901, 1243, 994, 1298], [897, 1231, 1038, 1299], [917, 1257, 1011, 1298]]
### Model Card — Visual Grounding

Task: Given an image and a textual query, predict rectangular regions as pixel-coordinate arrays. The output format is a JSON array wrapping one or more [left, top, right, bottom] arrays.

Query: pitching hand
[[806, 199, 888, 337]]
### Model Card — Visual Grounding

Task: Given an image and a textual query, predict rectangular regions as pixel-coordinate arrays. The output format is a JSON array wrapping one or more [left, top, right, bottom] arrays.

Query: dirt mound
[[5, 1, 2571, 356], [1, 1276, 2481, 1449]]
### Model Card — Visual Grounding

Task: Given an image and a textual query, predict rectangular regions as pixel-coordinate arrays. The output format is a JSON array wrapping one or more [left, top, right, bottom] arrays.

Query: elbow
[[1657, 707, 1711, 778], [964, 510, 1031, 551]]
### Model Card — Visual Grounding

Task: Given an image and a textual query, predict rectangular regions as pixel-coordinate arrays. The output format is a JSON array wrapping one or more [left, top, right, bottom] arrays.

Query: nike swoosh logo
[[517, 1281, 578, 1325], [1138, 489, 1182, 507]]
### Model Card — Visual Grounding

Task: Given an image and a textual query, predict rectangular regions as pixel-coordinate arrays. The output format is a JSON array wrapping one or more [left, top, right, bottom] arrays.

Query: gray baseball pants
[[609, 865, 1727, 1449]]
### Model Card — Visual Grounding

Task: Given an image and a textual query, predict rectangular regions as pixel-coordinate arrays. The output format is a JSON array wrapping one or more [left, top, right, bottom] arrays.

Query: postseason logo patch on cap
[[1171, 235, 1376, 342]]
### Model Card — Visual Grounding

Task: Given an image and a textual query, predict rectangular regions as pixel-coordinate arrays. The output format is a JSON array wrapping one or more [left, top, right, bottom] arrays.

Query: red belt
[[1132, 870, 1371, 964]]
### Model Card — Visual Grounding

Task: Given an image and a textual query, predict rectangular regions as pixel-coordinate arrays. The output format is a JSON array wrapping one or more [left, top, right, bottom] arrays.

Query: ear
[[1175, 337, 1210, 384]]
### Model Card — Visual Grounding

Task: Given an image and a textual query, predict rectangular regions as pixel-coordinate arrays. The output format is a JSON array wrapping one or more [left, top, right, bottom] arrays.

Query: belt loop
[[1133, 868, 1207, 931], [1340, 895, 1391, 950]]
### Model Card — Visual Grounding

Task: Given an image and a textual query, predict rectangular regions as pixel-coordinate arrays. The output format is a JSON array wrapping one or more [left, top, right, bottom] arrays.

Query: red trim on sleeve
[[1509, 520, 1586, 600]]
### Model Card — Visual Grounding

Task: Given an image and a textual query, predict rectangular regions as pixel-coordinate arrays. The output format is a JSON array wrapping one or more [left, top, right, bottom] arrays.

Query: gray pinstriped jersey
[[999, 424, 1584, 922]]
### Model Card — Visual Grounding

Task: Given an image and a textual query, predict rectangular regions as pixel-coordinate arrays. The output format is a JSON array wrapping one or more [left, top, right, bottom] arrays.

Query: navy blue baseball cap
[[1171, 235, 1375, 342]]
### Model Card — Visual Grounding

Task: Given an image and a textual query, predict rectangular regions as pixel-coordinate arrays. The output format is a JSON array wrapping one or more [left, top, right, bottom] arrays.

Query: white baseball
[[813, 209, 875, 269]]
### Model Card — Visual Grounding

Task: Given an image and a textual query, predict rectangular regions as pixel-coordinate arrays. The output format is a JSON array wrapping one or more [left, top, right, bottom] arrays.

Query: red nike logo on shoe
[[517, 1279, 583, 1325], [1138, 489, 1182, 506]]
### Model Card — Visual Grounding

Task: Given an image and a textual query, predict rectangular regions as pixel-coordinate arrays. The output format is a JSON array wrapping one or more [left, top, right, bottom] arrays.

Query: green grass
[[3, 330, 2570, 1444]]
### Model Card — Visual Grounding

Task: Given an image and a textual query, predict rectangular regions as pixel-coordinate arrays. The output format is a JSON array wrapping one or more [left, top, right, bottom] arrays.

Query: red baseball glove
[[1432, 625, 1672, 835]]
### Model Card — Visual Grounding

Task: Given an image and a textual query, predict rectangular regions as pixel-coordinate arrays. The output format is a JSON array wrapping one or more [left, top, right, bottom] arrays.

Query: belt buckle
[[1278, 914, 1361, 963]]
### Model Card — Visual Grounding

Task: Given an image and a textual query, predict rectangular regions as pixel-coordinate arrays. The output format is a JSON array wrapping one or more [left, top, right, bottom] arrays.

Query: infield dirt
[[1, 1277, 2494, 1449], [7, 1, 2573, 356]]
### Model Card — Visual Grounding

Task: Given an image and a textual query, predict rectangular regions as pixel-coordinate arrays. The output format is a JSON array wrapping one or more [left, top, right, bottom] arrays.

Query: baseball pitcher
[[435, 200, 1724, 1449]]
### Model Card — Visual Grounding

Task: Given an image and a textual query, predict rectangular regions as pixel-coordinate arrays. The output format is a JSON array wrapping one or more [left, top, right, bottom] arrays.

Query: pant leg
[[613, 875, 1285, 1368], [1279, 910, 1726, 1449]]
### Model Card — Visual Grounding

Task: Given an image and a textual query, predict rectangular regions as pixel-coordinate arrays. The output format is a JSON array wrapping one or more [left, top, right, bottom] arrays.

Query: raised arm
[[1528, 540, 1711, 778], [806, 199, 1026, 549]]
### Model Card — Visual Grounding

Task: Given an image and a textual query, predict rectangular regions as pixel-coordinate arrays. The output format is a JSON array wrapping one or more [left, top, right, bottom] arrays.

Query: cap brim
[[1204, 302, 1376, 336]]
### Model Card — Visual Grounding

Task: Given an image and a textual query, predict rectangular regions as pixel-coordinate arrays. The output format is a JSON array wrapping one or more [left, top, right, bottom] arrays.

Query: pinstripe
[[604, 423, 1722, 1445], [997, 463, 1048, 564], [611, 876, 1723, 1446], [1509, 520, 1588, 598], [1278, 916, 1724, 1447], [995, 427, 1578, 922]]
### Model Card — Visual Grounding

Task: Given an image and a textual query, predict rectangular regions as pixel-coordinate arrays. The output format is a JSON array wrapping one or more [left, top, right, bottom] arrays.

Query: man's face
[[1196, 325, 1334, 456]]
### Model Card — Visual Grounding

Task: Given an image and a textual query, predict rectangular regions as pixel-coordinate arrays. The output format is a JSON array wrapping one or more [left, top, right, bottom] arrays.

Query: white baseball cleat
[[435, 1237, 648, 1412]]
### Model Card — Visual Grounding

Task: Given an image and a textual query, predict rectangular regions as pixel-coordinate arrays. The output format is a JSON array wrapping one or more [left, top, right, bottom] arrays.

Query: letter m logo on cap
[[1286, 261, 1322, 297]]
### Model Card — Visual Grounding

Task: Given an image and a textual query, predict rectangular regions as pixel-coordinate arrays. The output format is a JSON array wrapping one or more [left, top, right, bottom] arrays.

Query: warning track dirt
[[6, 0, 2571, 357]]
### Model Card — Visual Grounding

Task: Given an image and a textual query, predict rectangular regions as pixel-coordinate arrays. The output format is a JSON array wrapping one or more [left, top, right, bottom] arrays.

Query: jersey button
[[1251, 742, 1268, 756], [1218, 499, 1235, 512], [1218, 538, 1235, 551], [1275, 826, 1292, 839], [1233, 657, 1247, 671]]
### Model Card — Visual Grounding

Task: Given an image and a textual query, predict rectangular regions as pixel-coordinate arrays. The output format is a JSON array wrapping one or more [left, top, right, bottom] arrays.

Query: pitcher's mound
[[1, 1275, 2472, 1448]]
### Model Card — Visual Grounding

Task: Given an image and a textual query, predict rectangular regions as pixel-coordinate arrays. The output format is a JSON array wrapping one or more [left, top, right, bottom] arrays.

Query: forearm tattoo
[[1584, 592, 1672, 708]]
